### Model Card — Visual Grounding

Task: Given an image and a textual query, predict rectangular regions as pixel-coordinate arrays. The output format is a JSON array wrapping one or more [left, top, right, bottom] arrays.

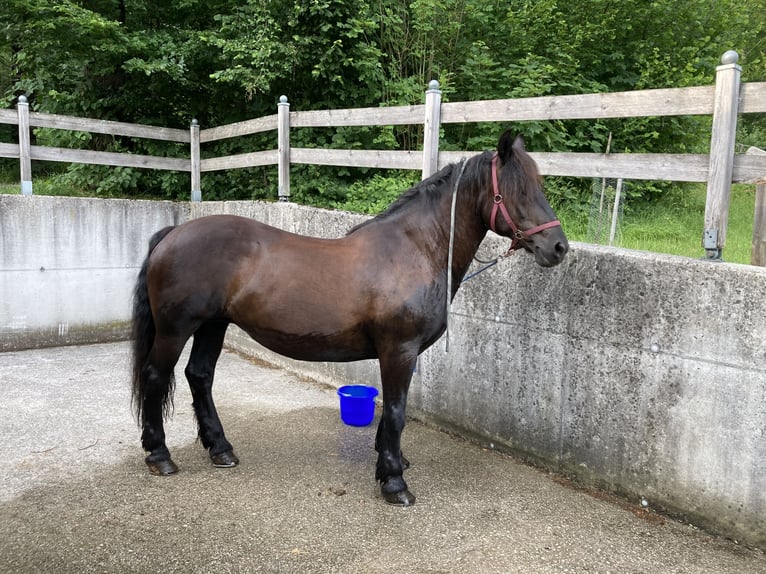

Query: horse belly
[[231, 284, 378, 362], [236, 312, 377, 362], [240, 325, 377, 362]]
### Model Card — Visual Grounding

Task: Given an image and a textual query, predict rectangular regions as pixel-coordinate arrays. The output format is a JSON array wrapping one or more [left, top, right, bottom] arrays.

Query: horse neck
[[399, 168, 488, 288], [361, 161, 489, 285], [446, 176, 489, 286]]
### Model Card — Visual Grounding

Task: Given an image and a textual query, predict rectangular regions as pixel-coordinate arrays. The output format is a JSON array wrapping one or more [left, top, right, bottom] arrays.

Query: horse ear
[[497, 130, 525, 162]]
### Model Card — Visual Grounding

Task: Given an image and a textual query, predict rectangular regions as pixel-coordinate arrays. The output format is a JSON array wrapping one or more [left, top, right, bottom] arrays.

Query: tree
[[2, 0, 764, 202]]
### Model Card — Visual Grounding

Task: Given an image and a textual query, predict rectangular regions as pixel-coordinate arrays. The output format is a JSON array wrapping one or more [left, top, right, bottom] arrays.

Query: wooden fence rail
[[2, 51, 766, 261]]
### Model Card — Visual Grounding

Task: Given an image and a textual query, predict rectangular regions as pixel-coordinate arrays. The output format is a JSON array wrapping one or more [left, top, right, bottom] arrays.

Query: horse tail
[[130, 225, 176, 422]]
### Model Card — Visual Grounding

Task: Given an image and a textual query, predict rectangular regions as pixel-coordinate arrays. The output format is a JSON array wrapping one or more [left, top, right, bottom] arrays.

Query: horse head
[[484, 130, 569, 267]]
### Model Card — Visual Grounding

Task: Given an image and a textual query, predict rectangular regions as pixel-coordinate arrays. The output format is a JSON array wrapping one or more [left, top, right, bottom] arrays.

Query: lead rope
[[462, 254, 501, 282], [445, 159, 467, 353]]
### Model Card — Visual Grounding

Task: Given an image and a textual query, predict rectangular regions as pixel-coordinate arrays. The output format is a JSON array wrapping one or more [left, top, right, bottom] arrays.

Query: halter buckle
[[493, 194, 503, 204]]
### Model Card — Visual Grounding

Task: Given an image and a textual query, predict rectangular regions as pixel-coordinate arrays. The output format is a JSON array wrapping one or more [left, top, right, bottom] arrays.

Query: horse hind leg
[[140, 335, 187, 475], [184, 320, 239, 469]]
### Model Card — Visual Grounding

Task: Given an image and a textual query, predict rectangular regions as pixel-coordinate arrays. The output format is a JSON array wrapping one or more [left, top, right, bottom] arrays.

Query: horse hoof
[[147, 459, 178, 476], [212, 450, 239, 468], [382, 489, 416, 506]]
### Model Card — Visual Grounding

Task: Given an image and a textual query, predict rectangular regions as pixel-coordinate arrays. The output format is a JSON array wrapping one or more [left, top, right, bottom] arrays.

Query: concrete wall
[[0, 195, 185, 350], [1, 195, 764, 549], [418, 242, 766, 549]]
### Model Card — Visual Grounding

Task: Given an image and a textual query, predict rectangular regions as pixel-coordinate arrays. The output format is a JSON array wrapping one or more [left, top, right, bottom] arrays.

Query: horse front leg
[[375, 352, 418, 506]]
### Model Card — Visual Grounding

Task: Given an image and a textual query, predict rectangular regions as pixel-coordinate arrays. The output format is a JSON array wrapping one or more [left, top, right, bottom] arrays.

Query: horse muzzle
[[530, 231, 569, 268]]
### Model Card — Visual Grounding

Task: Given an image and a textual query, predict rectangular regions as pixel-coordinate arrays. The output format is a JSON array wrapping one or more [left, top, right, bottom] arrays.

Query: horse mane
[[346, 152, 492, 235]]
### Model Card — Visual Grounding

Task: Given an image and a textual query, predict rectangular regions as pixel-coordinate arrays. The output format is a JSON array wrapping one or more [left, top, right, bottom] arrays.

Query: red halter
[[490, 153, 561, 251]]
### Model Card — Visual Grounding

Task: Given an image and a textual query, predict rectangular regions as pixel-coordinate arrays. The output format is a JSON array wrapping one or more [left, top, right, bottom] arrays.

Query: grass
[[1, 176, 759, 265], [555, 183, 756, 264], [0, 176, 93, 197]]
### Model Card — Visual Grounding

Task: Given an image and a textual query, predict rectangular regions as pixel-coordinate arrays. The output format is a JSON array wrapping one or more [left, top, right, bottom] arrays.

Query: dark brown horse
[[130, 130, 568, 506]]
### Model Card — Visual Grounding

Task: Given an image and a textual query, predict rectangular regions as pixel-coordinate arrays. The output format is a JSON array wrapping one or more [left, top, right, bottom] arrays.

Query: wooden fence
[[2, 51, 765, 262]]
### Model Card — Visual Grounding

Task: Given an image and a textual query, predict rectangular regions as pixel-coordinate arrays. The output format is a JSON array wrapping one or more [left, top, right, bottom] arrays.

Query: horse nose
[[554, 240, 568, 260]]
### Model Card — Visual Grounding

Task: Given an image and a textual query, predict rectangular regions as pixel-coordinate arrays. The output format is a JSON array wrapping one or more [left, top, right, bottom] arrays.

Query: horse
[[130, 130, 568, 506]]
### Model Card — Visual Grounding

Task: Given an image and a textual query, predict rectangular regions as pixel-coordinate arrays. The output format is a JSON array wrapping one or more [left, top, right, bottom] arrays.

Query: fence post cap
[[721, 50, 739, 65], [18, 95, 28, 104], [279, 95, 288, 104], [191, 118, 199, 126], [427, 80, 440, 92]]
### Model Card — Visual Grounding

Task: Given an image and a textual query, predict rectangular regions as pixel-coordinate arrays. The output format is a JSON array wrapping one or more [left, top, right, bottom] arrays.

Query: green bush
[[333, 171, 419, 214]]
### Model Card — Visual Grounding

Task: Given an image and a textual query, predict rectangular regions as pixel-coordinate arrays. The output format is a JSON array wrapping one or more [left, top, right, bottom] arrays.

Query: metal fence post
[[422, 80, 442, 180], [17, 95, 32, 195], [190, 119, 201, 202], [703, 50, 741, 260], [278, 95, 290, 201]]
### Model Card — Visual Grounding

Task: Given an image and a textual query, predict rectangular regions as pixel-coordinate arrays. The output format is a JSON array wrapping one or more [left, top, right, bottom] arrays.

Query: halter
[[490, 153, 561, 251]]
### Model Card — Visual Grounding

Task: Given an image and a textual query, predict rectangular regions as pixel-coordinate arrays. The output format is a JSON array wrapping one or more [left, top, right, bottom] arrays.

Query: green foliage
[[333, 171, 420, 214], [1, 0, 764, 203]]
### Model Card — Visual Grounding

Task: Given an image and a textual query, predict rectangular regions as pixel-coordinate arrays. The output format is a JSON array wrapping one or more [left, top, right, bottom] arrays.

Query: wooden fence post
[[278, 95, 290, 201], [17, 95, 32, 195], [753, 182, 766, 266], [703, 50, 741, 260], [422, 80, 441, 180], [749, 146, 766, 266], [190, 119, 201, 202]]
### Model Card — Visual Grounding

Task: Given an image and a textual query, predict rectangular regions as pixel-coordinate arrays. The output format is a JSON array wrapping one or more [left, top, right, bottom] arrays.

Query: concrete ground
[[0, 343, 763, 574]]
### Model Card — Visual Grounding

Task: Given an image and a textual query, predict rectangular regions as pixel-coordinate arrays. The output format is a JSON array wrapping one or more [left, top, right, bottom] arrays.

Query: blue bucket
[[337, 385, 379, 426]]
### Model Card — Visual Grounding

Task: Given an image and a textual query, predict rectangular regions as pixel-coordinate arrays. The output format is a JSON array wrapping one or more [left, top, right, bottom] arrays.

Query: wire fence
[[587, 177, 626, 246]]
